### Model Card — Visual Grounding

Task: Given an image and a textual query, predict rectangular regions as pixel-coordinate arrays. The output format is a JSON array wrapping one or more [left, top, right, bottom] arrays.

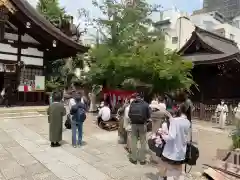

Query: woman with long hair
[[157, 103, 191, 180]]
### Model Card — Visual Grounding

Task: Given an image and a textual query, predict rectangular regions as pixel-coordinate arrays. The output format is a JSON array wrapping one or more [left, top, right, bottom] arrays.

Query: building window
[[172, 37, 178, 44], [160, 28, 166, 32], [230, 34, 234, 40]]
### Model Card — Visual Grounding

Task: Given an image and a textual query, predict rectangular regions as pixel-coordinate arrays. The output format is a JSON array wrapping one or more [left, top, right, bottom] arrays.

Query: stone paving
[[0, 114, 231, 180]]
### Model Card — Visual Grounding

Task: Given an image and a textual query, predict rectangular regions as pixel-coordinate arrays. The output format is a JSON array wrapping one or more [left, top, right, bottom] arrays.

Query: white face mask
[[221, 101, 224, 105]]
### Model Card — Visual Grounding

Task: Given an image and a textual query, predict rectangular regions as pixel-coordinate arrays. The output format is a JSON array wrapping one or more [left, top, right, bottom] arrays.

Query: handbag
[[64, 114, 71, 129], [148, 138, 157, 152], [185, 120, 199, 168]]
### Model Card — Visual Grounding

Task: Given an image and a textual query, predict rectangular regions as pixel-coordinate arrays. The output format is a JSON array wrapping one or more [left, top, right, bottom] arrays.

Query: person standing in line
[[149, 96, 167, 163], [123, 98, 134, 152], [70, 95, 86, 148], [47, 92, 66, 147], [183, 93, 194, 122], [157, 104, 191, 180], [128, 93, 151, 165], [118, 99, 129, 144]]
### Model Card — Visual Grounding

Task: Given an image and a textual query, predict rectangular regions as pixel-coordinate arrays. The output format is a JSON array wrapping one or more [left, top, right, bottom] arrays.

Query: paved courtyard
[[0, 113, 231, 180]]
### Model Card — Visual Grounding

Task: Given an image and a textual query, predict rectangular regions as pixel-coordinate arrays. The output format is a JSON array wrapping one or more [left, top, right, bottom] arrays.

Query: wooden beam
[[0, 50, 43, 58]]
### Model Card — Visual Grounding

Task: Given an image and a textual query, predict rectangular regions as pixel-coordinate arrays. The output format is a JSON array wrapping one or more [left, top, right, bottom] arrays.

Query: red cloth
[[24, 85, 28, 92], [102, 89, 136, 101]]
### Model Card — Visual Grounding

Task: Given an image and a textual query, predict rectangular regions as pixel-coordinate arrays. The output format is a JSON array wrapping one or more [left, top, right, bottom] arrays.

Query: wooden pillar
[[16, 31, 22, 105], [43, 51, 47, 104]]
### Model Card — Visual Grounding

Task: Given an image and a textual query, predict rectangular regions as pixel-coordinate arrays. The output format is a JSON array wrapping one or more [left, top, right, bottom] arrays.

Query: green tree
[[86, 0, 194, 94], [37, 0, 66, 23]]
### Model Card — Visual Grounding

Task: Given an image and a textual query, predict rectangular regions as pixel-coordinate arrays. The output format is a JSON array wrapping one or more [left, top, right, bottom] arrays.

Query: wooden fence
[[192, 102, 235, 125]]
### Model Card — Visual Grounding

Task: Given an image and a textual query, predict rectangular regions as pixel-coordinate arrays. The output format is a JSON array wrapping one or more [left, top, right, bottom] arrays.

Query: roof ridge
[[195, 26, 237, 46]]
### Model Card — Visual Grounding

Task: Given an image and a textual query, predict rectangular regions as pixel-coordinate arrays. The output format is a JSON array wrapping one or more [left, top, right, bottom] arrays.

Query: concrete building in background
[[191, 11, 240, 48], [203, 0, 240, 19], [153, 7, 192, 50], [154, 7, 240, 51]]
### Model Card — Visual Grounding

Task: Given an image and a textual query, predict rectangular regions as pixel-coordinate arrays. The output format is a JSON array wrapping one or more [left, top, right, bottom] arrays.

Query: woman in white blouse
[[158, 104, 191, 180]]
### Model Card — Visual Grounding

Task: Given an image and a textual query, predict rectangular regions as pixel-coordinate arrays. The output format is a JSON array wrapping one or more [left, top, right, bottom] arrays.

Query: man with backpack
[[128, 93, 151, 165], [70, 95, 86, 148]]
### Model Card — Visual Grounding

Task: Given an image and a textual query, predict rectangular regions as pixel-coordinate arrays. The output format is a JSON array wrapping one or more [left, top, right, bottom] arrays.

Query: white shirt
[[98, 106, 111, 121], [159, 102, 166, 110], [162, 115, 190, 161], [123, 105, 131, 131], [69, 98, 76, 110]]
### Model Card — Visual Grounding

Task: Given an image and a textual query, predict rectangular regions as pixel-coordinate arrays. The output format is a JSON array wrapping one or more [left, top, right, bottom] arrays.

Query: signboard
[[4, 64, 16, 72], [35, 76, 45, 91], [18, 76, 45, 92]]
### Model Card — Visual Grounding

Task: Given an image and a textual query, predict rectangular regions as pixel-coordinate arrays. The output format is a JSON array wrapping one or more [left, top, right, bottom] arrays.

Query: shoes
[[50, 142, 61, 147], [140, 161, 146, 165], [73, 145, 77, 148], [129, 158, 137, 164]]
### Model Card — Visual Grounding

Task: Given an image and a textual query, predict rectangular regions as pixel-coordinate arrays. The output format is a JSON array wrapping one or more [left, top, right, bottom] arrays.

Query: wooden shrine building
[[0, 0, 88, 105], [179, 27, 240, 104]]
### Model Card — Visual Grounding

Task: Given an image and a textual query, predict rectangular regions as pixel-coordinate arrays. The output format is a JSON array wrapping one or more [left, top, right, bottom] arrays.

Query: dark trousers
[[97, 116, 103, 126]]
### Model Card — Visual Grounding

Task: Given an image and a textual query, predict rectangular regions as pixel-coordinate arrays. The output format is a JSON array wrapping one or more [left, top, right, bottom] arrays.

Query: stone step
[[0, 111, 46, 119], [0, 106, 48, 114], [0, 106, 48, 119]]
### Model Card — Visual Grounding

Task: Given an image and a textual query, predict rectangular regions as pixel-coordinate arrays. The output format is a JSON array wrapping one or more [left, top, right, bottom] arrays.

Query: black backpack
[[128, 100, 147, 124]]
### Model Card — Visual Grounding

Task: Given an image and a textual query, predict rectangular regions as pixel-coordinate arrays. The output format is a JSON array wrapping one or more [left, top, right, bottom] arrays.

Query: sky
[[28, 0, 203, 41]]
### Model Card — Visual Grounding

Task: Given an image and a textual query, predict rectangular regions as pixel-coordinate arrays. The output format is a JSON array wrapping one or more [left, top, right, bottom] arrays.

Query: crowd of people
[[47, 90, 198, 180], [117, 92, 197, 180]]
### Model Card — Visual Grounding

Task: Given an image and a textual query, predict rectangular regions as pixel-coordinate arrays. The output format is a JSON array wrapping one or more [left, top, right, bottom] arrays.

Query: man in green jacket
[[47, 92, 66, 147]]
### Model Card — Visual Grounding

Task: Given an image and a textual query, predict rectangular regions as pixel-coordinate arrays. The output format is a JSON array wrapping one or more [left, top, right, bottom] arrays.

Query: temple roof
[[178, 27, 240, 65], [7, 0, 88, 59]]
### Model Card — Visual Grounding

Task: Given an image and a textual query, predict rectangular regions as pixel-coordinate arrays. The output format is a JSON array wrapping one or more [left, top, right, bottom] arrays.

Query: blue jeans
[[72, 121, 83, 146]]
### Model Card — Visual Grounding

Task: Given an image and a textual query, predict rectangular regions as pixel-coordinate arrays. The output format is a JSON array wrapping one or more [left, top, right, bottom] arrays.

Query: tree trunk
[[89, 93, 97, 112]]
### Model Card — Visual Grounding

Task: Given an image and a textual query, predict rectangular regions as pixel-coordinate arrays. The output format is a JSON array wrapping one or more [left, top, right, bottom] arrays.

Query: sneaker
[[50, 142, 55, 147], [140, 161, 146, 165], [73, 145, 77, 148], [129, 158, 137, 164]]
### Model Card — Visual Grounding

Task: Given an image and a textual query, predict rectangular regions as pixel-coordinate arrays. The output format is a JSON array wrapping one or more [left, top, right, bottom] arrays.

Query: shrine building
[[179, 26, 240, 120], [0, 0, 88, 105]]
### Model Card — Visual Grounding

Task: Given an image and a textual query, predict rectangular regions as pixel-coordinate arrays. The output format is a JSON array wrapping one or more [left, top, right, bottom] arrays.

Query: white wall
[[190, 13, 222, 31], [0, 43, 44, 66], [4, 33, 40, 44], [21, 57, 43, 66], [164, 17, 195, 50], [232, 15, 240, 28], [154, 8, 194, 51], [214, 23, 240, 48], [176, 18, 195, 49]]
